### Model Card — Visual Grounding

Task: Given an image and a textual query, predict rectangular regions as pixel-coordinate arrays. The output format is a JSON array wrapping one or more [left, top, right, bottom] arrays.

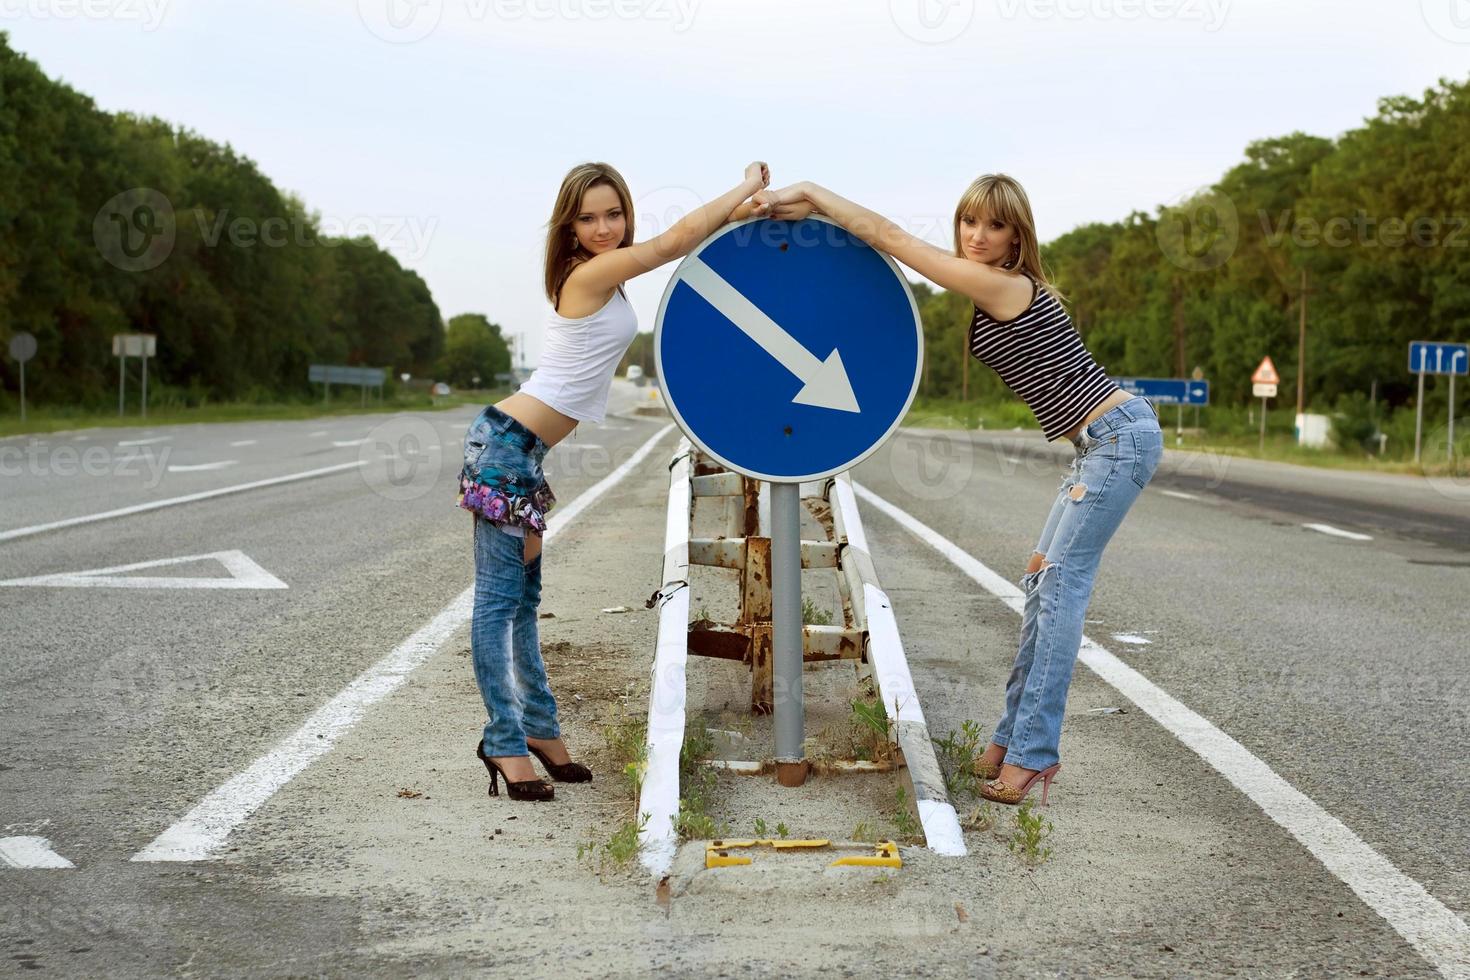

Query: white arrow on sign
[[676, 258, 860, 413], [0, 550, 287, 590]]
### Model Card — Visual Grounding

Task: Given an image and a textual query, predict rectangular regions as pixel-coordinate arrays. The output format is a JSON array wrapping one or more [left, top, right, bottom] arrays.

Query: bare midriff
[[1061, 387, 1134, 443], [494, 392, 580, 450]]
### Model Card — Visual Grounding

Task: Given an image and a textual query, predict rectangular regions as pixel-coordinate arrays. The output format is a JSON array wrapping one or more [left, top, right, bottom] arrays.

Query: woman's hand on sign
[[753, 183, 816, 220]]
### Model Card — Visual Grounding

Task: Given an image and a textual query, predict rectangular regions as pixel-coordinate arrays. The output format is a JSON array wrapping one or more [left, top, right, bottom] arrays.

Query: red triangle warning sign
[[1252, 357, 1280, 385]]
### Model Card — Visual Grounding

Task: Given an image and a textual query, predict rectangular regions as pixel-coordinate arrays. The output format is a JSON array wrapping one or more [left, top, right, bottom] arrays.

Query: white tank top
[[518, 288, 639, 424]]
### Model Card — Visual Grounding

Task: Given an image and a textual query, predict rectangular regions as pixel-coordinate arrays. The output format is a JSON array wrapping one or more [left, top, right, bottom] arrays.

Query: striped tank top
[[968, 274, 1122, 442]]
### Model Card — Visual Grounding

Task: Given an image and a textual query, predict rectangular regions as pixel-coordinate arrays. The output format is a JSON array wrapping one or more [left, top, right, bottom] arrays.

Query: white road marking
[[0, 461, 364, 544], [1111, 633, 1151, 645], [1161, 490, 1201, 501], [560, 444, 604, 450], [229, 440, 258, 447], [71, 435, 91, 442], [0, 550, 287, 590], [167, 460, 238, 473], [851, 481, 1470, 980], [332, 438, 368, 447], [0, 836, 74, 869], [308, 430, 328, 437], [1003, 455, 1022, 465], [117, 436, 171, 447], [133, 424, 676, 862], [1304, 523, 1373, 541]]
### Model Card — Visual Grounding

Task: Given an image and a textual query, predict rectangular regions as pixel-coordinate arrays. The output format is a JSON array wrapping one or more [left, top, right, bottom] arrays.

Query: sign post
[[9, 332, 36, 422], [655, 216, 922, 787], [112, 333, 157, 418], [1408, 341, 1468, 463], [1251, 356, 1280, 453]]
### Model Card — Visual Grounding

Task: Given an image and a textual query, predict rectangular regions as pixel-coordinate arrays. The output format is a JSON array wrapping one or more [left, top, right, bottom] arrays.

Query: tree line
[[0, 32, 481, 410]]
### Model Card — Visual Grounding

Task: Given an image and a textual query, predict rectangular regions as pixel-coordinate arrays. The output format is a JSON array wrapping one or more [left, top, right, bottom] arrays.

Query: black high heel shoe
[[527, 742, 593, 783], [475, 741, 554, 801]]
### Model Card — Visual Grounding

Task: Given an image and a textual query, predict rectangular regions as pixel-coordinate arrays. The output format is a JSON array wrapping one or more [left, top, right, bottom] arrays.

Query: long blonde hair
[[543, 162, 636, 305], [952, 174, 1067, 304]]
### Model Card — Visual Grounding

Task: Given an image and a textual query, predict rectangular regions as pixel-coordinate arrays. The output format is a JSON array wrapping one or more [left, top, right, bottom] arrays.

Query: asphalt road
[[2, 388, 1466, 977]]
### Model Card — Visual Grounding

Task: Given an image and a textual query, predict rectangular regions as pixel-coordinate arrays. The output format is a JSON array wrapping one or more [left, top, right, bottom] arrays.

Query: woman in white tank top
[[463, 160, 770, 800]]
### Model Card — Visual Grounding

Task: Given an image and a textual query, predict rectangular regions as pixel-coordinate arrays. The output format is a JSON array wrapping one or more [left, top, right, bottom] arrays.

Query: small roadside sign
[[1251, 357, 1280, 386]]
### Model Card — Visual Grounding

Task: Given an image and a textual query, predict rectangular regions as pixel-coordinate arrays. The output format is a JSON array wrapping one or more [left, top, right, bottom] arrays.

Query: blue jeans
[[471, 515, 560, 757], [991, 395, 1164, 770]]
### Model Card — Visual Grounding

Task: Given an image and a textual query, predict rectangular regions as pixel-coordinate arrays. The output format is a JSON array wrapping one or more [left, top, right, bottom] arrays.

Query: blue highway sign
[[1113, 376, 1210, 406], [1408, 341, 1469, 376], [655, 217, 923, 483]]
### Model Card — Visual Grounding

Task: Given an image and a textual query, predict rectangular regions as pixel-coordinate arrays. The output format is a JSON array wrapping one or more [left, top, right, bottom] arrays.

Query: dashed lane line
[[0, 461, 365, 544]]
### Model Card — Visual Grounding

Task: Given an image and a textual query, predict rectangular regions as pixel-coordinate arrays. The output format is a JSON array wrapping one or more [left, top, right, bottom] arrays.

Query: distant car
[[626, 365, 644, 381], [432, 382, 452, 396]]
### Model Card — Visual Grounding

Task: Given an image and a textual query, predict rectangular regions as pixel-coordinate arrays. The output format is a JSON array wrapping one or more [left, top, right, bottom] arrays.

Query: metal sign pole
[[18, 360, 25, 423], [771, 480, 806, 786], [141, 352, 149, 419], [1259, 395, 1267, 452], [1415, 371, 1425, 464], [1450, 373, 1457, 458], [118, 354, 126, 417]]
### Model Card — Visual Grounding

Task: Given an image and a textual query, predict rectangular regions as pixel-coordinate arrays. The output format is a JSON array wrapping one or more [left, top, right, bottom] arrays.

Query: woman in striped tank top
[[755, 175, 1163, 807]]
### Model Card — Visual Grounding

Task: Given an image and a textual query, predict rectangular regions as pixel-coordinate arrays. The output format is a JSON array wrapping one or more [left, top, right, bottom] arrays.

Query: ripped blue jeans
[[991, 396, 1164, 771]]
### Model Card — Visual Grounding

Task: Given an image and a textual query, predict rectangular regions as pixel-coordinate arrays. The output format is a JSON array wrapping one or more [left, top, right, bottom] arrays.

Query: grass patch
[[0, 389, 506, 439]]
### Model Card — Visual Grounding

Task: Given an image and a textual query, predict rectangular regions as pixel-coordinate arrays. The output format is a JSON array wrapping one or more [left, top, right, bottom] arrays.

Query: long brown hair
[[543, 162, 636, 306], [952, 173, 1067, 305]]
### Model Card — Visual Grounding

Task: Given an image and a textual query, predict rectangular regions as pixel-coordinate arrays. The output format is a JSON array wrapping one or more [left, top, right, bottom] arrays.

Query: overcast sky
[[5, 0, 1469, 368]]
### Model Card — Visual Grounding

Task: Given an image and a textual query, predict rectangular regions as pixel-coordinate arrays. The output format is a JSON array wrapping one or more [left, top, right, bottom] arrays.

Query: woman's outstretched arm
[[755, 181, 1013, 311], [564, 162, 769, 297]]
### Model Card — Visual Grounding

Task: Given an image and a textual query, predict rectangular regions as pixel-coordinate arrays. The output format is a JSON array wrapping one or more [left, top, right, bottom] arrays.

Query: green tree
[[439, 314, 510, 387]]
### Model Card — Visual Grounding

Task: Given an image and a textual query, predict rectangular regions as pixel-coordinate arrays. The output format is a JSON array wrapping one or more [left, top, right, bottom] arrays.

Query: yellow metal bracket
[[703, 838, 901, 869]]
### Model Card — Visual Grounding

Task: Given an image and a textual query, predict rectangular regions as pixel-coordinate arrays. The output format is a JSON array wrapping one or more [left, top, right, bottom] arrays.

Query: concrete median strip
[[851, 480, 1470, 980], [132, 424, 675, 863]]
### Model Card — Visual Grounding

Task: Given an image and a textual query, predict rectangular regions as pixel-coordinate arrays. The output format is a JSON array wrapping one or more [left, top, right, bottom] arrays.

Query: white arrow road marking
[[167, 460, 238, 473], [1304, 523, 1373, 542], [0, 550, 288, 590], [0, 837, 74, 869], [676, 258, 860, 413]]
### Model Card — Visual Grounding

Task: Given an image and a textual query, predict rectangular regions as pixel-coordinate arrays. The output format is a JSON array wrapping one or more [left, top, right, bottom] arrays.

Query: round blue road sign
[[655, 217, 923, 483]]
